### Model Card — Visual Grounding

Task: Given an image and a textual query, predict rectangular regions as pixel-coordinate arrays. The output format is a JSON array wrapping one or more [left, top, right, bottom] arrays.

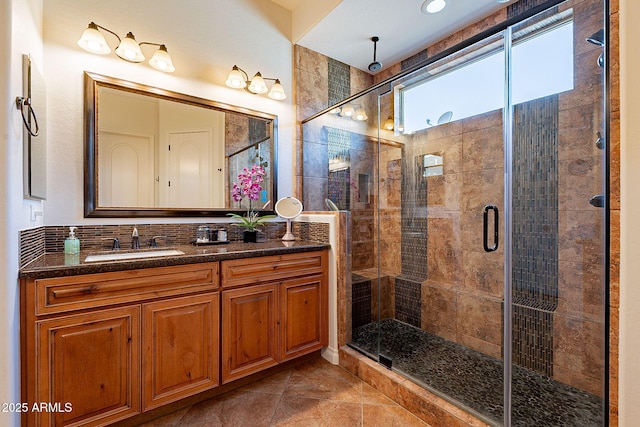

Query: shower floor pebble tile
[[139, 357, 431, 427], [351, 319, 603, 427]]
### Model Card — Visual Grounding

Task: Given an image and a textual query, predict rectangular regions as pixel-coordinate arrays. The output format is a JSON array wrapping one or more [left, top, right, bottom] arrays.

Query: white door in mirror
[[275, 197, 303, 241]]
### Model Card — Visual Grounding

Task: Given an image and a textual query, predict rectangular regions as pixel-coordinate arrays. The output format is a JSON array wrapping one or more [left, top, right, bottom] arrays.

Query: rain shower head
[[586, 29, 604, 47], [368, 36, 382, 72]]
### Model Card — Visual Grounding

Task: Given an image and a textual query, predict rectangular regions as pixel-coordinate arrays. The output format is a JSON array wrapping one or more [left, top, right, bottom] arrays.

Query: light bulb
[[248, 72, 268, 94], [226, 66, 247, 89], [422, 0, 446, 14], [268, 79, 287, 100], [149, 45, 175, 72], [341, 104, 354, 117], [115, 32, 144, 62], [77, 23, 110, 54], [355, 108, 368, 121]]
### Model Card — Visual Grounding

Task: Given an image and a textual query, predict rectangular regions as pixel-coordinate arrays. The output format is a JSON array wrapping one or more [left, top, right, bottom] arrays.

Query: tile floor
[[139, 357, 431, 427]]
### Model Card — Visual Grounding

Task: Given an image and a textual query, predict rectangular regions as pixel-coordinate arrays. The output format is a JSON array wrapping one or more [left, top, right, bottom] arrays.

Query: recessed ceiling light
[[421, 0, 446, 14], [497, 0, 511, 3]]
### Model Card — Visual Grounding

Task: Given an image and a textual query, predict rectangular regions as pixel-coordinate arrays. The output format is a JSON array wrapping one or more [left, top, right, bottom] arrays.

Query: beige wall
[[43, 0, 295, 226], [1, 1, 45, 426], [618, 0, 640, 424]]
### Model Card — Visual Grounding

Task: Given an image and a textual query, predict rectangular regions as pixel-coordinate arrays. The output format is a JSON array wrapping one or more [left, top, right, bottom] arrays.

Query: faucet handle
[[149, 235, 167, 248], [101, 237, 120, 250]]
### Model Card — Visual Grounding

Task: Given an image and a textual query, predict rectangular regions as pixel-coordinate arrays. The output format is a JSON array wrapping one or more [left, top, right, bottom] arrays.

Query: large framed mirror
[[84, 72, 277, 217]]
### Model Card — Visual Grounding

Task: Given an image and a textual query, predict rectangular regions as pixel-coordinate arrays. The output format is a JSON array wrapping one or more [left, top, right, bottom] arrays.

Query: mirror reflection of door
[[167, 130, 224, 208], [98, 131, 154, 207]]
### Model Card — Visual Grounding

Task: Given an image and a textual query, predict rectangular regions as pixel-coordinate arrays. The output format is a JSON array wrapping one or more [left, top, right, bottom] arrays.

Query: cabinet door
[[221, 284, 278, 383], [279, 275, 327, 362], [36, 306, 140, 427], [142, 293, 220, 410]]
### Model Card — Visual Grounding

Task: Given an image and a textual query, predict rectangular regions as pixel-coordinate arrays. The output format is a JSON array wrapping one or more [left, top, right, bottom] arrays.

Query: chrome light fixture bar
[[77, 22, 175, 72], [225, 65, 286, 100]]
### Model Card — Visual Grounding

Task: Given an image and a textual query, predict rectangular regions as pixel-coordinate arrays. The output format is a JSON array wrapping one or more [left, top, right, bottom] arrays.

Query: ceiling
[[273, 0, 515, 73]]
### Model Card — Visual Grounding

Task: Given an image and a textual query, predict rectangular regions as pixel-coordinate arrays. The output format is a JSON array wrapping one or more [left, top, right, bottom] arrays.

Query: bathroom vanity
[[19, 242, 328, 427]]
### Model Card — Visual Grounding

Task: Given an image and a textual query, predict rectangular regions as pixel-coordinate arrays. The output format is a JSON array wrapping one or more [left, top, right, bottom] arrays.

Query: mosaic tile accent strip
[[327, 127, 351, 164], [394, 277, 421, 327], [328, 58, 350, 106], [513, 304, 554, 377], [512, 95, 559, 307], [21, 221, 331, 259], [350, 319, 603, 426], [292, 221, 331, 243], [512, 95, 559, 375], [400, 152, 428, 280], [248, 117, 268, 143], [19, 227, 45, 268], [328, 169, 351, 210], [401, 49, 429, 71], [507, 0, 558, 18], [39, 222, 286, 253], [352, 275, 372, 329], [327, 127, 352, 210]]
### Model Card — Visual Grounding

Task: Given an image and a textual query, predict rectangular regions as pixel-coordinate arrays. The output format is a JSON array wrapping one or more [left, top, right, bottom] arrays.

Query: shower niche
[[301, 0, 608, 425]]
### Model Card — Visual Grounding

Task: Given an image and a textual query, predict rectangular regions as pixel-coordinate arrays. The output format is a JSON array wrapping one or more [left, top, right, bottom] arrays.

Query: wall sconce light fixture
[[77, 22, 175, 72], [383, 117, 394, 131], [225, 65, 286, 100]]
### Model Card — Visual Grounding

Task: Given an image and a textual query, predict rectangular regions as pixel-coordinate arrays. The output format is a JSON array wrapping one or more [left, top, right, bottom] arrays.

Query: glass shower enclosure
[[301, 0, 607, 425]]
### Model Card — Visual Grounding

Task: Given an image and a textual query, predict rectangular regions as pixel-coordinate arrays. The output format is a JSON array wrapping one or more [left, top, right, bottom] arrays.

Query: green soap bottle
[[64, 226, 80, 254]]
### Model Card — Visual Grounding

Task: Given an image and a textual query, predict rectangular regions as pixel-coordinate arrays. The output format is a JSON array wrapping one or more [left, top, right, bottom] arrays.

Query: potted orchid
[[227, 165, 275, 242]]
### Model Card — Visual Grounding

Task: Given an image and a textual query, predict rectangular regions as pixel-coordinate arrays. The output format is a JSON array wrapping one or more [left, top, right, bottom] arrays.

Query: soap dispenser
[[64, 226, 80, 254]]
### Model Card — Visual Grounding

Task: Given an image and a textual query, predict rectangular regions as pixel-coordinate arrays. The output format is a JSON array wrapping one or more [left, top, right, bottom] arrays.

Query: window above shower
[[397, 12, 574, 134]]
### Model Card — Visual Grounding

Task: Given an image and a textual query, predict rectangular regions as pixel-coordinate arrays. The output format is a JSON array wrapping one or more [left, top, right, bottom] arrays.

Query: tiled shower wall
[[296, 0, 609, 401]]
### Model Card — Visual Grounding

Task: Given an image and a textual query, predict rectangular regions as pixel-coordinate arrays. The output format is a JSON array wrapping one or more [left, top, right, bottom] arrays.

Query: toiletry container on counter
[[64, 226, 80, 254]]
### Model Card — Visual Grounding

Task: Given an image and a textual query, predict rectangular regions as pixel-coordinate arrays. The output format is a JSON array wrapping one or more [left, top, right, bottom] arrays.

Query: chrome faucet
[[101, 237, 120, 250], [149, 235, 166, 248], [131, 227, 140, 250]]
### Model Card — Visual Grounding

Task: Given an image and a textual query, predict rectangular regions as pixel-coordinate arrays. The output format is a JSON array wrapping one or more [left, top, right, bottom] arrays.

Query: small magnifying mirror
[[274, 197, 303, 241]]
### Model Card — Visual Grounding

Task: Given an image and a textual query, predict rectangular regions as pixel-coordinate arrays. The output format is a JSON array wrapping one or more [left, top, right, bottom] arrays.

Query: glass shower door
[[506, 3, 606, 425], [358, 32, 509, 425]]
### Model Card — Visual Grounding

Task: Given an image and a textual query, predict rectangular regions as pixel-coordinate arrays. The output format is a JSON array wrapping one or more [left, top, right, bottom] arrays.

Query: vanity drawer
[[34, 262, 219, 315], [221, 251, 326, 288]]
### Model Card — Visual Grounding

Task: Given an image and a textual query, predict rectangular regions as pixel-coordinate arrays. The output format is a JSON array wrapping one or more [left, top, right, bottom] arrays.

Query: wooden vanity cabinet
[[221, 251, 328, 383], [21, 262, 219, 427], [221, 283, 279, 383], [21, 250, 328, 426], [279, 274, 326, 362], [142, 292, 220, 411], [36, 306, 141, 427]]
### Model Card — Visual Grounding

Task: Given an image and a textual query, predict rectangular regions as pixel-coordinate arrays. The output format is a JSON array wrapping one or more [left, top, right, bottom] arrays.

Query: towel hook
[[15, 96, 39, 137]]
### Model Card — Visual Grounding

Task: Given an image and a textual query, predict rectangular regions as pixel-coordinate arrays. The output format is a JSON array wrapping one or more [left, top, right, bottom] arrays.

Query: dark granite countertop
[[19, 240, 330, 280]]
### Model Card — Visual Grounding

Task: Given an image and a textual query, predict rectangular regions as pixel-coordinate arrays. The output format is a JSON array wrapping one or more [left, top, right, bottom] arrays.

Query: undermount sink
[[84, 249, 185, 263]]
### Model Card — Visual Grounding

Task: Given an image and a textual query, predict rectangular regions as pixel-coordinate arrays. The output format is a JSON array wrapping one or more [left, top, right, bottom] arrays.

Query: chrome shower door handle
[[483, 204, 499, 252]]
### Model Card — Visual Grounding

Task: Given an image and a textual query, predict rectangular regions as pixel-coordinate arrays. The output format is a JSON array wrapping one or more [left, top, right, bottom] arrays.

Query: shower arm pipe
[[301, 0, 569, 125]]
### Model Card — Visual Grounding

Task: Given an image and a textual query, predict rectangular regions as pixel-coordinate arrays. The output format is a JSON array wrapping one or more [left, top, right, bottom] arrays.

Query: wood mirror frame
[[84, 72, 277, 217]]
